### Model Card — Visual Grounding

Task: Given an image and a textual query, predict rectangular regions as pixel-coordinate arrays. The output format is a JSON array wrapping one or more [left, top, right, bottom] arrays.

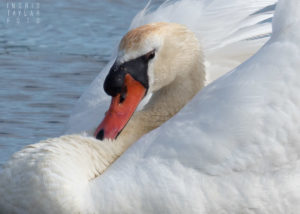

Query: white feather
[[89, 0, 300, 212], [2, 0, 299, 213]]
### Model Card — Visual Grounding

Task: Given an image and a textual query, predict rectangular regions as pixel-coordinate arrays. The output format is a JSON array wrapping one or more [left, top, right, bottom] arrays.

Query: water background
[[0, 0, 163, 165]]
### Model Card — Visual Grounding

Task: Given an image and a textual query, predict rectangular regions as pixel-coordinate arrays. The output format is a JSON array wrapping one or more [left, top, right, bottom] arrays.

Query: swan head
[[95, 22, 204, 141]]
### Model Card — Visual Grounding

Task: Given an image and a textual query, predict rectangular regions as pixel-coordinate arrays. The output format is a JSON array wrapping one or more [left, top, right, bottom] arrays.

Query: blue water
[[0, 0, 163, 165]]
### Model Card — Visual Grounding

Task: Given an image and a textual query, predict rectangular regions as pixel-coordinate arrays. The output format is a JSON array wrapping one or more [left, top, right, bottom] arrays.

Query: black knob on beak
[[104, 65, 125, 97], [104, 53, 150, 98]]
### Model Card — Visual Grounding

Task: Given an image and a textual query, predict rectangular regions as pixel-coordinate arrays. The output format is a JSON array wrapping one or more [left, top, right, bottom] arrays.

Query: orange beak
[[94, 74, 146, 140]]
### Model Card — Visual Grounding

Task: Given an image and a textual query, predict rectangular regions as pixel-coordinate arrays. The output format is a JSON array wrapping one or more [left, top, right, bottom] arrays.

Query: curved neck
[[117, 60, 205, 149]]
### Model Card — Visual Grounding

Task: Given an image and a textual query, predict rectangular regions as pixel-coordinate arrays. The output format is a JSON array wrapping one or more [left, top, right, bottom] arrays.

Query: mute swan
[[1, 22, 205, 213], [2, 0, 299, 213], [66, 0, 276, 136]]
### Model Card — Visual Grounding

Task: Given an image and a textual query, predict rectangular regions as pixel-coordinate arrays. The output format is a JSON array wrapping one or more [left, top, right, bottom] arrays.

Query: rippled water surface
[[0, 0, 163, 165]]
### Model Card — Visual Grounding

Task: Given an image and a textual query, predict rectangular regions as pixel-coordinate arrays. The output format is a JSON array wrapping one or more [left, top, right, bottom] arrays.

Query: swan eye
[[145, 50, 155, 61]]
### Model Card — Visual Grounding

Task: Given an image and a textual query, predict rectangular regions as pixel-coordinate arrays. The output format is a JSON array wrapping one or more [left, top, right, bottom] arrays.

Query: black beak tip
[[96, 129, 104, 141]]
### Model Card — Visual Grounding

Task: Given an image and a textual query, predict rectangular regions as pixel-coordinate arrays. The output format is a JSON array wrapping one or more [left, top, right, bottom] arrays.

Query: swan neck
[[117, 63, 205, 149]]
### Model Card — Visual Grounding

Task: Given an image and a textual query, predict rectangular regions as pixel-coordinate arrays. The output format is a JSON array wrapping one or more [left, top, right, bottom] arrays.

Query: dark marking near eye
[[104, 50, 155, 97], [145, 50, 155, 61]]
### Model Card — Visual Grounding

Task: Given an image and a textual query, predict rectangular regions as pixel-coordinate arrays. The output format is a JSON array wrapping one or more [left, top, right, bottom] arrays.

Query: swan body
[[1, 0, 299, 213]]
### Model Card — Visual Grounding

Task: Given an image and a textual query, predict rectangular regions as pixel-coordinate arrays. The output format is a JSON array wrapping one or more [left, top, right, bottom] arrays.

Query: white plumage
[[1, 0, 300, 213]]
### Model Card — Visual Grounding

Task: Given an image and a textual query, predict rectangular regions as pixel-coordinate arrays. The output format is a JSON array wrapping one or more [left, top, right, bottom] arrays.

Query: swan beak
[[94, 74, 146, 140]]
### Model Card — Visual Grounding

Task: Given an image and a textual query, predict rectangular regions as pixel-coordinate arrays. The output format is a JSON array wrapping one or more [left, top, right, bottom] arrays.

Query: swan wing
[[90, 1, 300, 212]]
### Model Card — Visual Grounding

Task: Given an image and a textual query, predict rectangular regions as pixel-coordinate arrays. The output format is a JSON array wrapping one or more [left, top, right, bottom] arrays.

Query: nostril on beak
[[96, 129, 104, 141], [119, 87, 127, 103]]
